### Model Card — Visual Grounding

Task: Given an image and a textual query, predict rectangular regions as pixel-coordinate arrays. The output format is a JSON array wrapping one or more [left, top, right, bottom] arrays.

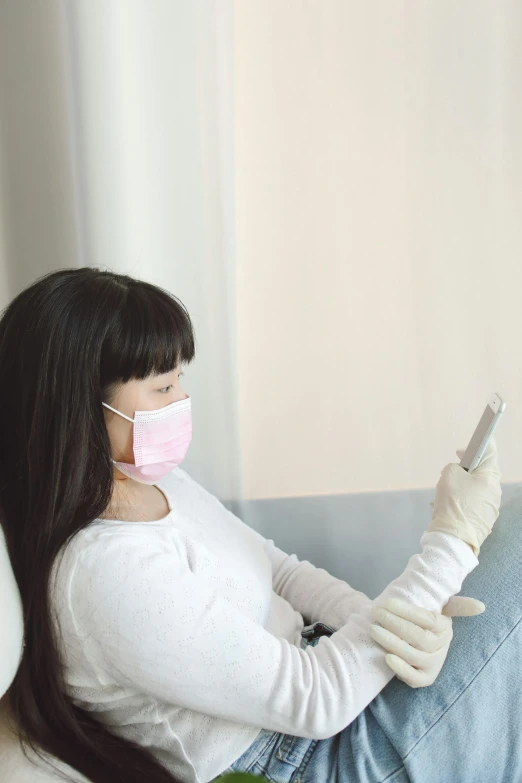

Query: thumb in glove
[[428, 447, 466, 507]]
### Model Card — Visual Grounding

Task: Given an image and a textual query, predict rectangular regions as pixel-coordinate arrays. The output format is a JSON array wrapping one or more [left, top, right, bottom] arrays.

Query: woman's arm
[[259, 534, 374, 628], [70, 529, 478, 740]]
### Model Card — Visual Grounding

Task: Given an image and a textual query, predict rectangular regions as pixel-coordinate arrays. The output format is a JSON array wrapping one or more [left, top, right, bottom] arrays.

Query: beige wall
[[235, 2, 522, 500]]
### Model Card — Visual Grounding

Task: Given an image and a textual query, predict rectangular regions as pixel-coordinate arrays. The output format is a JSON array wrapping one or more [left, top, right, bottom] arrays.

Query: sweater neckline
[[96, 480, 175, 525]]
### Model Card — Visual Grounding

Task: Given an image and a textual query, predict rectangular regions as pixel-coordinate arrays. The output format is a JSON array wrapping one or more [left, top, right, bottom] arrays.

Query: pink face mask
[[102, 394, 192, 484]]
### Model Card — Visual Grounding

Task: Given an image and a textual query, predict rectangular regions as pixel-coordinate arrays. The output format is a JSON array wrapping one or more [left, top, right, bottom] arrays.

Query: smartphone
[[459, 393, 506, 472]]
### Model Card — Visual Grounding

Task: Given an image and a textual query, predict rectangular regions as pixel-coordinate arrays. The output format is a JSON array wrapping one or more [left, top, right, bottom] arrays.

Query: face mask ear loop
[[102, 402, 135, 423]]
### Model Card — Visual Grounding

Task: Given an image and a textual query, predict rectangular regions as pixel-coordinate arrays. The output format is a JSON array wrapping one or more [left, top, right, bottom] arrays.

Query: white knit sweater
[[49, 466, 478, 783]]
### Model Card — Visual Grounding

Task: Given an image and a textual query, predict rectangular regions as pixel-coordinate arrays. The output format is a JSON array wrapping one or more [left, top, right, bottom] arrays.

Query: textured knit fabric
[[49, 467, 478, 783]]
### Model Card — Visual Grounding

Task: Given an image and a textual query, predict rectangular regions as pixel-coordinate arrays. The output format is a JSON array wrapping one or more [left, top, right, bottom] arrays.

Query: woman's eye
[[159, 373, 184, 393]]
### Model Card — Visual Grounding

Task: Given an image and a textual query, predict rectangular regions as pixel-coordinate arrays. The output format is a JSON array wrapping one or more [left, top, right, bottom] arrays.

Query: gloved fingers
[[370, 609, 452, 656], [442, 461, 501, 499], [370, 624, 424, 667], [384, 654, 423, 687], [372, 598, 450, 634], [369, 623, 448, 667], [381, 597, 452, 633], [429, 440, 495, 506], [384, 651, 445, 689], [457, 436, 500, 478]]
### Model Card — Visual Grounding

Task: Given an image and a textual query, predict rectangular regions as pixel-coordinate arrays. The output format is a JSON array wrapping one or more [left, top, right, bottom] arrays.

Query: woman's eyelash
[[159, 373, 184, 393]]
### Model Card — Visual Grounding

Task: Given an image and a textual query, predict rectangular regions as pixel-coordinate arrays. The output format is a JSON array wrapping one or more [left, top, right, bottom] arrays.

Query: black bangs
[[99, 275, 196, 386]]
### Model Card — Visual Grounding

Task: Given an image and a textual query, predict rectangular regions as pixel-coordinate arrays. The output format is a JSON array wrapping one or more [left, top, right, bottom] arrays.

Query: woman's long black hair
[[0, 267, 197, 782]]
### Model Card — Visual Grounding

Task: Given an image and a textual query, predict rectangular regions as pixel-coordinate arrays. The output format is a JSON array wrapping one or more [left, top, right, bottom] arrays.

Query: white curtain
[[0, 0, 242, 709], [0, 0, 242, 505]]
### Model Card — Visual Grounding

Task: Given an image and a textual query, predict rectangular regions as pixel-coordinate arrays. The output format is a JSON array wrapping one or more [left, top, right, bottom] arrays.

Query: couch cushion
[[0, 526, 24, 700], [0, 695, 90, 783]]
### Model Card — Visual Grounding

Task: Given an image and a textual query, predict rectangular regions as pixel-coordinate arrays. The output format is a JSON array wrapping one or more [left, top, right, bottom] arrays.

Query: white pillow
[[0, 529, 91, 781], [0, 525, 24, 699]]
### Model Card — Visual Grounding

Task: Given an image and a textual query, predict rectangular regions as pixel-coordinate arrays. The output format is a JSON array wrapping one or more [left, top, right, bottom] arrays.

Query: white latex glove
[[426, 437, 502, 558], [369, 595, 485, 688]]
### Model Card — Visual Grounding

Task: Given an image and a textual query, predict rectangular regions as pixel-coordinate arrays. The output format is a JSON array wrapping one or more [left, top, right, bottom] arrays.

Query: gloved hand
[[369, 594, 485, 688], [426, 437, 502, 558]]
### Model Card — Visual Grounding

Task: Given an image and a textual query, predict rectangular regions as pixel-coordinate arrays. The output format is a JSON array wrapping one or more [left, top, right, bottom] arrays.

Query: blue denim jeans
[[217, 491, 522, 782]]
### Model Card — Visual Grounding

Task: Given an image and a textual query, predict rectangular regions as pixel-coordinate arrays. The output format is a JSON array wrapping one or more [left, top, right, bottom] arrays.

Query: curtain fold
[[0, 0, 242, 504]]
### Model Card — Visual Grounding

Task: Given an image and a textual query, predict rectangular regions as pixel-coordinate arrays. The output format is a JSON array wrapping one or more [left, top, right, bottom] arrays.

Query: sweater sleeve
[[253, 531, 374, 628], [179, 467, 374, 628], [71, 529, 478, 740]]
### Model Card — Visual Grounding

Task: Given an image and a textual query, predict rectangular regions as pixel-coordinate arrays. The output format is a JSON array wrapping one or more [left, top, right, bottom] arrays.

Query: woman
[[0, 267, 513, 783]]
